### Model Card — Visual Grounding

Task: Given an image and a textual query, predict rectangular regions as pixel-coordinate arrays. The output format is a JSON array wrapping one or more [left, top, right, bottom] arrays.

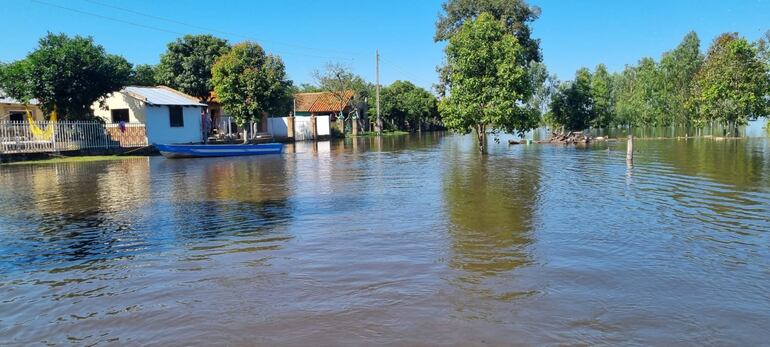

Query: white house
[[92, 86, 205, 144]]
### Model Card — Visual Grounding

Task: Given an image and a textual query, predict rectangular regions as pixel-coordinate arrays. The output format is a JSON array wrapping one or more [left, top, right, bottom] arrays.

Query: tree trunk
[[243, 122, 249, 144], [476, 124, 486, 154]]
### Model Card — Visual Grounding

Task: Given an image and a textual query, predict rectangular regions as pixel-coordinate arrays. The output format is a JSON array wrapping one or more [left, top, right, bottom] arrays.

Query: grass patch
[[2, 155, 146, 166], [353, 130, 410, 137]]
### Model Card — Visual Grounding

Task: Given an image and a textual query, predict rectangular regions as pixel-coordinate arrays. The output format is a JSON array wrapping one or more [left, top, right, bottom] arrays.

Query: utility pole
[[375, 49, 382, 135]]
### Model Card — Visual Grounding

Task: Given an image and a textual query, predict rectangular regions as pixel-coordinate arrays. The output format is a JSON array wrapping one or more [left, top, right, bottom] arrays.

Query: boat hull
[[155, 143, 283, 158]]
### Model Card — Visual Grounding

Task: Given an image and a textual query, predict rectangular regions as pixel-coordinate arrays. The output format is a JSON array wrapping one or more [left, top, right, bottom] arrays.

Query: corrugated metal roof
[[123, 86, 206, 106], [0, 89, 39, 105]]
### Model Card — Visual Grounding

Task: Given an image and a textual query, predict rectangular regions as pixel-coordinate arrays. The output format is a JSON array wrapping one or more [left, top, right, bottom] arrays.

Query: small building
[[293, 91, 353, 120], [92, 86, 205, 144], [0, 89, 45, 122]]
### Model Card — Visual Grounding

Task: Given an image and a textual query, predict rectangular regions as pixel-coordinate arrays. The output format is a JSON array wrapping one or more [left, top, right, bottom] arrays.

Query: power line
[[82, 0, 358, 57], [31, 0, 355, 61], [379, 56, 436, 90]]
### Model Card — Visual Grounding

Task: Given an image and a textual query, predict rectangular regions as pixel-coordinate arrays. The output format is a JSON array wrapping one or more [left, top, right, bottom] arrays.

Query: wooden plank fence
[[0, 121, 148, 154]]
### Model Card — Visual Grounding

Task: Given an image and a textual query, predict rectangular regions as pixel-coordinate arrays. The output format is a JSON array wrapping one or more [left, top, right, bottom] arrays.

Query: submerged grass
[[1, 155, 147, 166], [353, 131, 410, 137]]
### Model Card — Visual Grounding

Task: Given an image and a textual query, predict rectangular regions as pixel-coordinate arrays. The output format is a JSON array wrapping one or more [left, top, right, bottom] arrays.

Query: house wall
[[92, 93, 202, 144], [0, 104, 45, 122], [144, 105, 202, 144], [91, 93, 146, 123]]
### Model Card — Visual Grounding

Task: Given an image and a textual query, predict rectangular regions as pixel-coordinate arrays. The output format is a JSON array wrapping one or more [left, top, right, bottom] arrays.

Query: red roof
[[294, 91, 353, 113]]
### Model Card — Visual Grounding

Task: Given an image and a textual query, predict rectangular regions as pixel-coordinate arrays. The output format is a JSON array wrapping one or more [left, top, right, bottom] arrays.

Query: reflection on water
[[1, 134, 770, 345]]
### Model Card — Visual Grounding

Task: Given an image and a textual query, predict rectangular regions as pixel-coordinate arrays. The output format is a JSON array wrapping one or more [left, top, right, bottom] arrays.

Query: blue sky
[[2, 0, 769, 90]]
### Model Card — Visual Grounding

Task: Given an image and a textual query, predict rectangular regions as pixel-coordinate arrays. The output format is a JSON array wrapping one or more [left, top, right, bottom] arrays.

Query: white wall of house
[[92, 93, 202, 144], [92, 93, 147, 123], [144, 106, 202, 144]]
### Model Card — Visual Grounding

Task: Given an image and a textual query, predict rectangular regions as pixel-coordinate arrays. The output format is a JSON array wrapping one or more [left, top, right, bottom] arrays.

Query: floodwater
[[1, 134, 770, 346]]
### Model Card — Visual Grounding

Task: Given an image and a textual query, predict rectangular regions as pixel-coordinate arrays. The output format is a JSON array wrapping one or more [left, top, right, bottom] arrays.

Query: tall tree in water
[[691, 33, 770, 136], [659, 31, 703, 125], [439, 13, 538, 153], [157, 34, 230, 102], [211, 42, 292, 143], [434, 0, 541, 96], [590, 64, 613, 128], [0, 33, 131, 120], [548, 68, 595, 131]]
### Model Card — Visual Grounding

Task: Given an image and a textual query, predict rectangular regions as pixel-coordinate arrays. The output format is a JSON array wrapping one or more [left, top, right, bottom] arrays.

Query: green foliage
[[435, 0, 542, 63], [659, 31, 703, 125], [439, 13, 538, 152], [380, 80, 439, 131], [590, 64, 613, 128], [434, 0, 541, 97], [691, 33, 770, 132], [156, 34, 230, 101], [548, 68, 594, 131], [0, 33, 131, 120], [557, 31, 768, 132], [528, 61, 557, 117], [211, 42, 292, 127], [130, 64, 158, 86]]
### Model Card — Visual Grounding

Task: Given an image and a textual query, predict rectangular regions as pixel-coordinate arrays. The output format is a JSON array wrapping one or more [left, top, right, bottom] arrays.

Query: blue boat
[[155, 143, 283, 158]]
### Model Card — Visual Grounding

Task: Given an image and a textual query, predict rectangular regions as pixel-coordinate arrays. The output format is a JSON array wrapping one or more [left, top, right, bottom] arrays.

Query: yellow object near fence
[[26, 107, 58, 141]]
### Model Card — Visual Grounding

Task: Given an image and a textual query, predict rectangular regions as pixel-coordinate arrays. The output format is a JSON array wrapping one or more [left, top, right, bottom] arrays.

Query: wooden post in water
[[626, 135, 634, 163]]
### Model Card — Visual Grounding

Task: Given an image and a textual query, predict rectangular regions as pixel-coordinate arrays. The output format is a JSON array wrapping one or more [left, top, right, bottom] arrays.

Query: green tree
[[613, 58, 665, 127], [590, 64, 613, 128], [659, 31, 703, 125], [211, 42, 292, 143], [548, 68, 594, 131], [0, 33, 131, 120], [439, 13, 538, 153], [157, 34, 230, 102], [434, 0, 541, 97], [130, 64, 158, 86], [380, 80, 438, 131], [434, 0, 542, 62], [528, 61, 557, 118], [691, 33, 770, 136]]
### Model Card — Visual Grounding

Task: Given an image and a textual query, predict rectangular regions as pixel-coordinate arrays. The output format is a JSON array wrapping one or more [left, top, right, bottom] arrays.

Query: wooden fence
[[0, 121, 148, 154]]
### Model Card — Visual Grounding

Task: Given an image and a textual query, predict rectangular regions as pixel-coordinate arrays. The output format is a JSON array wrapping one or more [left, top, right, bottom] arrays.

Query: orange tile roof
[[294, 92, 323, 112], [294, 91, 353, 113]]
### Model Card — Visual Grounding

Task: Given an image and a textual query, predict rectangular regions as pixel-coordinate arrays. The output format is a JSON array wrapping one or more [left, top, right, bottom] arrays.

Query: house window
[[111, 109, 130, 123], [169, 106, 184, 127], [9, 112, 24, 123]]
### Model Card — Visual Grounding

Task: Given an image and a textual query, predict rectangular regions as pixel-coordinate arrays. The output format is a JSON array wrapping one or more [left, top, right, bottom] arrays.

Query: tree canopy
[[548, 68, 594, 131], [435, 0, 542, 63], [691, 33, 770, 134], [381, 80, 438, 131], [130, 64, 158, 86], [211, 41, 292, 131], [0, 33, 131, 120], [547, 31, 769, 132], [439, 12, 538, 153], [157, 34, 230, 102]]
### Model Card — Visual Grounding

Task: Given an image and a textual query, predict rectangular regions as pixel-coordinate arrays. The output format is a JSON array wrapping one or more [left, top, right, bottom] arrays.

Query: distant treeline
[[546, 31, 770, 135]]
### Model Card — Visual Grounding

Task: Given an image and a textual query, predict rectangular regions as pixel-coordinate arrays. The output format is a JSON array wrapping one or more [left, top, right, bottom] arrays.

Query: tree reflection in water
[[442, 143, 542, 311]]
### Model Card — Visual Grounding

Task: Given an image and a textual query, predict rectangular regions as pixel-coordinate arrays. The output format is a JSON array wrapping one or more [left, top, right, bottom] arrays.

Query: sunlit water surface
[[1, 134, 769, 346]]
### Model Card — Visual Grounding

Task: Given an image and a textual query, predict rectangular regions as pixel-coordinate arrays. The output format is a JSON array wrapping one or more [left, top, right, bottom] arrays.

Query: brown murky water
[[1, 133, 770, 346]]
